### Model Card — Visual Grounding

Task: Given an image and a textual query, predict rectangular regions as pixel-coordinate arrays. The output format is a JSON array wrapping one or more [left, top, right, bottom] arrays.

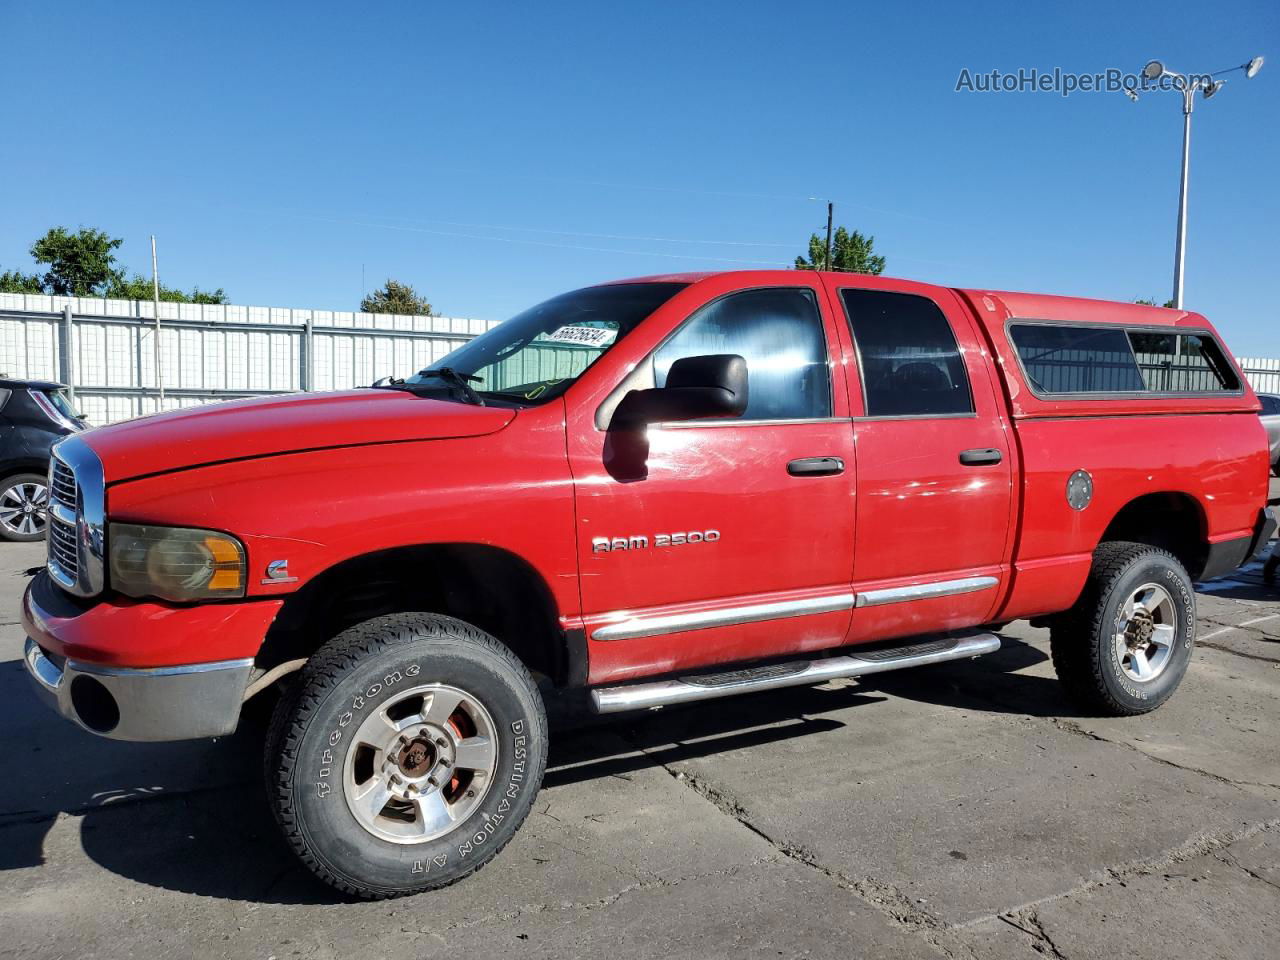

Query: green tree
[[107, 273, 229, 304], [30, 227, 123, 295], [0, 269, 44, 294], [1135, 297, 1176, 308], [361, 278, 433, 315], [795, 226, 886, 275]]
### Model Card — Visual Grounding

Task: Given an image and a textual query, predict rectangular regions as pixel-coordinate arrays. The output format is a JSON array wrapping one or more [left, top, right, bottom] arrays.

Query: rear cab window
[[1008, 323, 1241, 397]]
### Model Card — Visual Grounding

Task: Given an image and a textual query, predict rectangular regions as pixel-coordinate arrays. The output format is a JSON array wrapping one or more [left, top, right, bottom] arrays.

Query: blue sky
[[2, 1, 1277, 354]]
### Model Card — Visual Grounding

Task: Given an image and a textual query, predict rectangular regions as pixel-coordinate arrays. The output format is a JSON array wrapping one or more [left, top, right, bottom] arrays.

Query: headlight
[[108, 523, 246, 602]]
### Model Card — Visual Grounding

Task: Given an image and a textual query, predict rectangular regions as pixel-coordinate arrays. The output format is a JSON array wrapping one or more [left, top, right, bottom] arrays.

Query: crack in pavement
[[998, 911, 1068, 960], [1049, 719, 1280, 791], [418, 860, 764, 936], [1195, 639, 1280, 664], [958, 818, 1280, 931], [1212, 849, 1280, 893], [613, 716, 1280, 960], [615, 728, 965, 959]]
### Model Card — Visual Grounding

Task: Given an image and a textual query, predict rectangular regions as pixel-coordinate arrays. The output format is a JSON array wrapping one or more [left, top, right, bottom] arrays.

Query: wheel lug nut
[[435, 738, 447, 747]]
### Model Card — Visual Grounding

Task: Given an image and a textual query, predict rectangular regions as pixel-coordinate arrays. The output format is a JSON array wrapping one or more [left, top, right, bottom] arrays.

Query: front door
[[568, 278, 858, 684], [829, 278, 1016, 642]]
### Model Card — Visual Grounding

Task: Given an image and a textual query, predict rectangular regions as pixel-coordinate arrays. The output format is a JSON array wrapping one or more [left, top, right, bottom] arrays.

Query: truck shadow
[[1193, 558, 1280, 605], [0, 622, 1224, 905], [0, 670, 887, 905]]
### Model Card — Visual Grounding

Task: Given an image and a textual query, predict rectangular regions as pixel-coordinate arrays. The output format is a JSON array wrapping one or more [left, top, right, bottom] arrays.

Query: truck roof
[[604, 271, 1202, 328]]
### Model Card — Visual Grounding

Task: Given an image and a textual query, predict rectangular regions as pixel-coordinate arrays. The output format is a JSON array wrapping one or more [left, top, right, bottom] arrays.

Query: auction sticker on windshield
[[544, 325, 618, 348]]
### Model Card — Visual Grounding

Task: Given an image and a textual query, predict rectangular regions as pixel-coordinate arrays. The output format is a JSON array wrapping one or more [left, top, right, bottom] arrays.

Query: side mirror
[[614, 354, 748, 427]]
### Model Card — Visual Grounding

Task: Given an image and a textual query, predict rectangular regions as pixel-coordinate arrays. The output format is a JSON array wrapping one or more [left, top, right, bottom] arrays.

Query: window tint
[[1129, 332, 1240, 392], [1009, 325, 1145, 394], [1260, 395, 1280, 415], [840, 288, 973, 416], [653, 288, 831, 420]]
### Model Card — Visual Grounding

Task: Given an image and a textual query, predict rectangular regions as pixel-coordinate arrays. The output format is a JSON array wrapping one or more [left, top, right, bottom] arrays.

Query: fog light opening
[[70, 675, 120, 733]]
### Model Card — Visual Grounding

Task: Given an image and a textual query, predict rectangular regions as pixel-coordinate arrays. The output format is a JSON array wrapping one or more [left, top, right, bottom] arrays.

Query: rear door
[[828, 278, 1015, 641]]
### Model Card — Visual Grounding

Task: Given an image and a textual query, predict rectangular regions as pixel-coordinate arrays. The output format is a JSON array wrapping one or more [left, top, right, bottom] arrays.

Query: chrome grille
[[47, 456, 81, 586], [48, 518, 79, 578], [44, 439, 105, 597], [50, 459, 78, 506]]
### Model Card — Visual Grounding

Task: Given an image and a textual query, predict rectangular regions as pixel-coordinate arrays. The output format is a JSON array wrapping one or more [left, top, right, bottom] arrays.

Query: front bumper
[[21, 571, 280, 742], [24, 637, 253, 741]]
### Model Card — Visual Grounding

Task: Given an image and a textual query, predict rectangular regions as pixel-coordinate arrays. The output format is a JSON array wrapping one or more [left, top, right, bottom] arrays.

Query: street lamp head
[[1245, 56, 1265, 79], [1203, 80, 1222, 99], [1123, 85, 1140, 102], [1143, 60, 1166, 80]]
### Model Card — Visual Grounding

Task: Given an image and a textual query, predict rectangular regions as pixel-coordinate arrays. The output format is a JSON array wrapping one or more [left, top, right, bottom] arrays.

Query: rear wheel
[[1050, 542, 1196, 716], [0, 473, 48, 542], [267, 612, 547, 899]]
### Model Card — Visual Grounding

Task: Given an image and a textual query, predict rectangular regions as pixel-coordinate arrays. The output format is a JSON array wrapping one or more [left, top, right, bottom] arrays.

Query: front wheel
[[1050, 542, 1196, 716], [267, 613, 548, 899]]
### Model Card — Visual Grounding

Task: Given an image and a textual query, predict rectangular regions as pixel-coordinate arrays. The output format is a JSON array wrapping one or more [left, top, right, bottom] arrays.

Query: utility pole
[[824, 202, 834, 272], [150, 236, 164, 406]]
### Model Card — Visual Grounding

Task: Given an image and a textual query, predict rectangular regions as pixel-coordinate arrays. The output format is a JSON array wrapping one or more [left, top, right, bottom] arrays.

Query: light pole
[[1126, 55, 1264, 309]]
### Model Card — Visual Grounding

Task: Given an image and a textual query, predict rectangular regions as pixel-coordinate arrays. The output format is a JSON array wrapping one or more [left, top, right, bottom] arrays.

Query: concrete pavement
[[1, 538, 1277, 960]]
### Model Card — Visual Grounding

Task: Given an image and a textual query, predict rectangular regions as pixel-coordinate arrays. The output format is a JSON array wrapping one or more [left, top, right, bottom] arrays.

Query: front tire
[[267, 613, 548, 899], [1050, 542, 1196, 716]]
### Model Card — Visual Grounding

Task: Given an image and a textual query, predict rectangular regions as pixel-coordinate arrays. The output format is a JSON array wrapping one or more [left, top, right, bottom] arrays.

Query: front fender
[[105, 418, 579, 618]]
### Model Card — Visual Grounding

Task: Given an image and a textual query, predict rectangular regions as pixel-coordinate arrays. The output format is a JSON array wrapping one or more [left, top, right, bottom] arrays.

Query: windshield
[[404, 282, 687, 405]]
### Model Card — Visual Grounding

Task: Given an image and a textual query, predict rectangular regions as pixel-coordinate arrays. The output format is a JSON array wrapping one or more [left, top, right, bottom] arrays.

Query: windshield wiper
[[409, 367, 486, 406]]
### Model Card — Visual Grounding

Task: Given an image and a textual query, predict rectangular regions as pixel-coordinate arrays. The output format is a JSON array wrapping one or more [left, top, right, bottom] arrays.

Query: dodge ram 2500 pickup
[[22, 270, 1275, 898]]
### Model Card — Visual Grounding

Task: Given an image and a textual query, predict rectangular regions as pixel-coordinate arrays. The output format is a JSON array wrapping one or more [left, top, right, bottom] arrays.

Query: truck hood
[[82, 390, 517, 483]]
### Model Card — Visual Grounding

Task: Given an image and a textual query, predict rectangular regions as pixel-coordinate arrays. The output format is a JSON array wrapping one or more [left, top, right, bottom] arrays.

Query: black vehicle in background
[[1258, 393, 1280, 476], [0, 379, 87, 541]]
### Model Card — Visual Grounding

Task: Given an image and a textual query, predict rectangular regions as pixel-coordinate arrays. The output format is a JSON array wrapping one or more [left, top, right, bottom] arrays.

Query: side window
[[840, 288, 974, 417], [1261, 395, 1280, 415], [1128, 331, 1241, 392], [653, 288, 831, 420], [1009, 324, 1144, 394]]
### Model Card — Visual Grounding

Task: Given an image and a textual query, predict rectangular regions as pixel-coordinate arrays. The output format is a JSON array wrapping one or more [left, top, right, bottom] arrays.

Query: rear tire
[[266, 612, 547, 899], [1050, 542, 1195, 716]]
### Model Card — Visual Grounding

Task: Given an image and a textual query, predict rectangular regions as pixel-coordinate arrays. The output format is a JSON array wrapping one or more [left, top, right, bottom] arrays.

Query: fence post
[[300, 318, 315, 391], [58, 306, 76, 401]]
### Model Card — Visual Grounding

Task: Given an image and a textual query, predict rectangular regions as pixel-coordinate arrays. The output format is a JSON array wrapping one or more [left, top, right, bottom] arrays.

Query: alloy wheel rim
[[342, 683, 499, 844], [1114, 582, 1177, 683], [0, 481, 48, 536]]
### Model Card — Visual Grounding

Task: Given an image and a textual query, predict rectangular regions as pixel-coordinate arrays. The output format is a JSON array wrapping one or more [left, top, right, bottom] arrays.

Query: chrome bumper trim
[[22, 637, 253, 742], [591, 632, 1001, 713]]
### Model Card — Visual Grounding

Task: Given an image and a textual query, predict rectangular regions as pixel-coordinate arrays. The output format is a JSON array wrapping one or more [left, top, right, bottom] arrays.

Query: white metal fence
[[0, 292, 501, 424], [1, 291, 1277, 424], [1239, 357, 1280, 394]]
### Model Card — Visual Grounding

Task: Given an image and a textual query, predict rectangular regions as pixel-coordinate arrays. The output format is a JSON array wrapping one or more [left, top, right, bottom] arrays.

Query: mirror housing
[[614, 354, 748, 427]]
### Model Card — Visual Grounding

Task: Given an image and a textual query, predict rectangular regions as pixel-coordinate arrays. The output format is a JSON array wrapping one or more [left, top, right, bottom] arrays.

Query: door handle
[[958, 448, 1003, 466], [787, 456, 845, 477]]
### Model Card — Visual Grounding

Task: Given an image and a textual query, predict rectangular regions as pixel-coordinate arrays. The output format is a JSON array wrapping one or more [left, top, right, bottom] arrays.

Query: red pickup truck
[[22, 270, 1274, 898]]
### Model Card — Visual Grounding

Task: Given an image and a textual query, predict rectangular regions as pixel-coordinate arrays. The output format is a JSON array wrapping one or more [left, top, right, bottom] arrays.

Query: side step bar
[[590, 632, 1001, 714]]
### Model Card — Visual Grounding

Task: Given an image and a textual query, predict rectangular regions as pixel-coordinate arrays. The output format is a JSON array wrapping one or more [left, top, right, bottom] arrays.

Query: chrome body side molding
[[592, 592, 855, 642], [854, 575, 998, 608]]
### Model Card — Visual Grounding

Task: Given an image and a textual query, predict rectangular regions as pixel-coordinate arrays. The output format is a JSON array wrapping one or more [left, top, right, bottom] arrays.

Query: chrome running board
[[590, 632, 1001, 714]]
